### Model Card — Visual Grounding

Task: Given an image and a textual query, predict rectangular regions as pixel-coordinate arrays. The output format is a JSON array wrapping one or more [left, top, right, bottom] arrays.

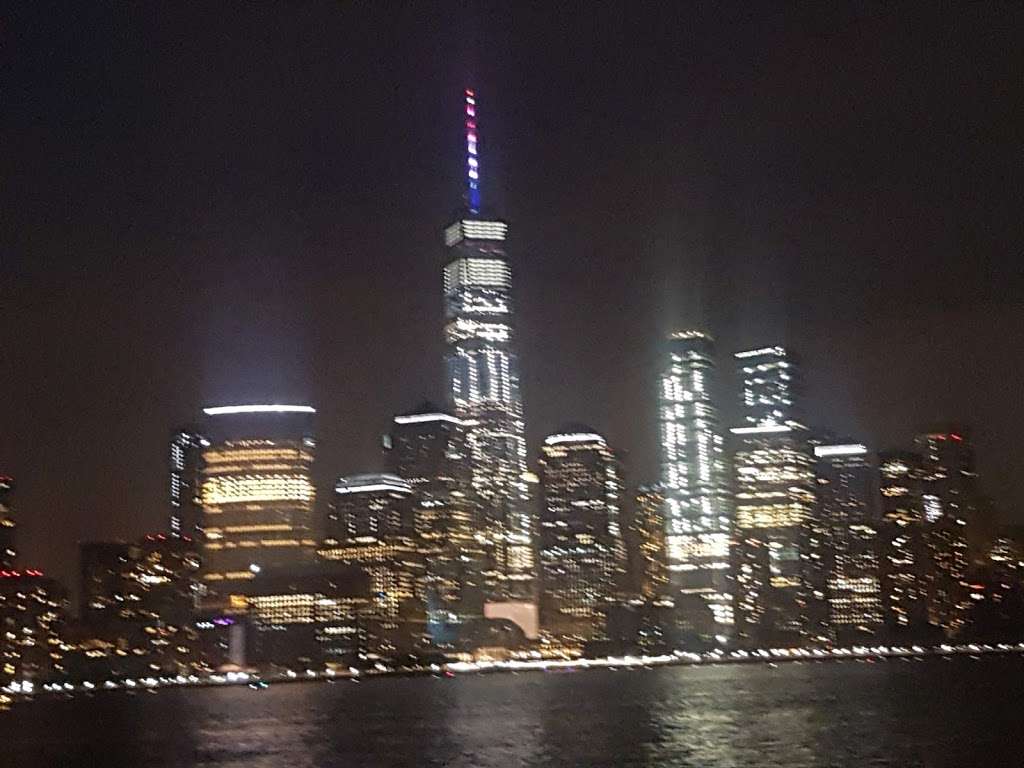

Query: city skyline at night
[[2, 2, 1022, 612]]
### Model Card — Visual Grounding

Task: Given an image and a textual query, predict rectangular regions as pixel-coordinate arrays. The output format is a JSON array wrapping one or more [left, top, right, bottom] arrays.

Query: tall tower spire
[[464, 88, 481, 214]]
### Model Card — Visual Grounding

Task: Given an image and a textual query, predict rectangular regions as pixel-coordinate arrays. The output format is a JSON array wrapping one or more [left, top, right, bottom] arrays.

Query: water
[[2, 656, 1018, 767]]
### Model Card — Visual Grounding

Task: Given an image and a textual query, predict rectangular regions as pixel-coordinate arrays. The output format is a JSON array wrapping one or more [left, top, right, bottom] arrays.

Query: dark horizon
[[3, 2, 1023, 589]]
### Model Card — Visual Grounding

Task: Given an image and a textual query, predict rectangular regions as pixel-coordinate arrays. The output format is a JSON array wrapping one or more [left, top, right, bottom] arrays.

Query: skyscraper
[[731, 347, 826, 645], [657, 331, 733, 637], [386, 405, 486, 620], [169, 428, 207, 540], [877, 450, 930, 632], [915, 428, 977, 636], [0, 476, 16, 569], [630, 485, 669, 601], [537, 428, 627, 645], [443, 89, 532, 599], [318, 474, 428, 653], [813, 441, 883, 639], [198, 405, 317, 602]]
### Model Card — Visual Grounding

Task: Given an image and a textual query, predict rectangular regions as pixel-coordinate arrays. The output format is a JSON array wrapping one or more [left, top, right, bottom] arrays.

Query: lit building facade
[[630, 485, 669, 601], [731, 347, 826, 645], [169, 428, 207, 540], [657, 331, 733, 635], [0, 571, 69, 685], [537, 429, 627, 644], [915, 428, 976, 636], [0, 476, 16, 569], [443, 89, 532, 600], [319, 475, 428, 654], [199, 405, 317, 600], [813, 442, 883, 639], [877, 450, 930, 631], [386, 406, 486, 621]]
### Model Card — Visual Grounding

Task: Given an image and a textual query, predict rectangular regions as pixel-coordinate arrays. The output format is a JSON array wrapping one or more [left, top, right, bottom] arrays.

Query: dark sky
[[3, 2, 1023, 590]]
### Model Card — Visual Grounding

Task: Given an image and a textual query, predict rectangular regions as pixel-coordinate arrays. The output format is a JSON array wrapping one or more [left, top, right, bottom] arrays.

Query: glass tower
[[657, 331, 733, 636], [443, 89, 532, 599], [813, 441, 883, 639], [198, 405, 317, 602], [537, 428, 627, 644], [731, 347, 826, 645]]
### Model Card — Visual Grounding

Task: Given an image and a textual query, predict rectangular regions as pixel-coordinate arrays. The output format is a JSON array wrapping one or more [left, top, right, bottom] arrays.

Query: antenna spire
[[465, 89, 481, 214]]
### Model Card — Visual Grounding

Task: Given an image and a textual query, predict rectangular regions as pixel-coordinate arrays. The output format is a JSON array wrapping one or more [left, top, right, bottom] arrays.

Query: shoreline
[[5, 640, 1023, 705]]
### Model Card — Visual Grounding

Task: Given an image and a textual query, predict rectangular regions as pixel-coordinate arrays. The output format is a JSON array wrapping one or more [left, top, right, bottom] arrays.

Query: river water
[[3, 655, 1018, 767]]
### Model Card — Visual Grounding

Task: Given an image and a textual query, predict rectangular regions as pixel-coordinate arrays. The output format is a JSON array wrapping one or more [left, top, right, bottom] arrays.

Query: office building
[[199, 405, 317, 601], [537, 428, 627, 644], [0, 476, 16, 569], [877, 450, 930, 631], [916, 428, 978, 636], [386, 405, 486, 621], [169, 428, 207, 540], [443, 89, 532, 599], [630, 485, 669, 601], [0, 570, 69, 685], [813, 441, 883, 639], [319, 474, 429, 655], [731, 347, 825, 645], [657, 331, 733, 636]]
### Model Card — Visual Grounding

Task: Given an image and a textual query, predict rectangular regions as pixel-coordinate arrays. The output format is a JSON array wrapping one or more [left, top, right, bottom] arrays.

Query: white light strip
[[393, 413, 467, 426], [334, 483, 412, 495], [814, 444, 869, 457], [734, 347, 786, 359], [544, 432, 605, 446], [730, 425, 792, 435], [204, 405, 315, 416]]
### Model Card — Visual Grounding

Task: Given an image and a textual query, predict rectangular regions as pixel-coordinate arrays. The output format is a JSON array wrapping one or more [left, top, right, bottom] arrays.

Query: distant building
[[169, 428, 207, 540], [731, 347, 826, 645], [657, 331, 733, 637], [75, 535, 201, 678], [877, 450, 930, 632], [813, 441, 883, 639], [537, 428, 627, 645], [442, 89, 532, 600], [386, 405, 486, 622], [318, 474, 429, 657], [0, 570, 69, 685], [630, 485, 669, 601], [0, 476, 16, 569], [915, 428, 977, 636], [199, 405, 317, 603], [79, 541, 132, 622]]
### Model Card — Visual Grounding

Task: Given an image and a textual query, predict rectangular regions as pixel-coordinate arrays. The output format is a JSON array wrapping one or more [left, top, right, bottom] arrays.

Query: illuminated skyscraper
[[0, 476, 16, 569], [0, 570, 68, 685], [169, 428, 207, 540], [731, 347, 826, 645], [318, 475, 428, 653], [657, 331, 733, 637], [915, 428, 977, 636], [443, 89, 532, 599], [198, 405, 317, 601], [386, 406, 486, 620], [877, 450, 930, 631], [813, 441, 883, 639], [537, 428, 627, 644], [630, 485, 669, 601]]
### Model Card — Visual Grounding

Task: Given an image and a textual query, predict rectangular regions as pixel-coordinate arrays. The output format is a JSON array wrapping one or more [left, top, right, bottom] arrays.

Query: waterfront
[[2, 655, 1019, 767]]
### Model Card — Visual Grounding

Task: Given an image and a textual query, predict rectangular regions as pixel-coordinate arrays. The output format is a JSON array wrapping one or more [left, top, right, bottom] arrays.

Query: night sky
[[3, 3, 1023, 591]]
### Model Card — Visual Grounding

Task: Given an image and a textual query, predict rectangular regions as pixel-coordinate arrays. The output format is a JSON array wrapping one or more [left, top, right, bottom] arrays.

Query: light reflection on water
[[1, 656, 1018, 767]]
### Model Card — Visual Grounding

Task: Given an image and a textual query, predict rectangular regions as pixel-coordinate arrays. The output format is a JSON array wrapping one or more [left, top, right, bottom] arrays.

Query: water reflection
[[0, 657, 1020, 767]]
